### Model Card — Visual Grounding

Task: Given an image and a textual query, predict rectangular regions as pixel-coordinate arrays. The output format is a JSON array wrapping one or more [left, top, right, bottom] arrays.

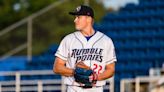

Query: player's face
[[74, 15, 88, 31]]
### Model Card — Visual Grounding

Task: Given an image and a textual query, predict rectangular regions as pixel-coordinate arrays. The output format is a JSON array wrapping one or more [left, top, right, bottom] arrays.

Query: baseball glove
[[74, 61, 98, 87]]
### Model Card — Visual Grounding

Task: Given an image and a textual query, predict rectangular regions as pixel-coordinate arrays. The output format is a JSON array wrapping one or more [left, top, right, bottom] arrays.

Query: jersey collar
[[74, 31, 104, 47]]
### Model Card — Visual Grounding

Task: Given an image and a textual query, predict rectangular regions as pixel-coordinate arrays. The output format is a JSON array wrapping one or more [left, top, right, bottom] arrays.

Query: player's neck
[[80, 27, 95, 37]]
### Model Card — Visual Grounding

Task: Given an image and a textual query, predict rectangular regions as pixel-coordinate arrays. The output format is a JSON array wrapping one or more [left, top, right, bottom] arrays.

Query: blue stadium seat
[[0, 56, 27, 71]]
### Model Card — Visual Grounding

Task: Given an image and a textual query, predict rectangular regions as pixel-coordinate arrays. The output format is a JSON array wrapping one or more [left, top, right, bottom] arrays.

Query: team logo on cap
[[76, 6, 81, 12]]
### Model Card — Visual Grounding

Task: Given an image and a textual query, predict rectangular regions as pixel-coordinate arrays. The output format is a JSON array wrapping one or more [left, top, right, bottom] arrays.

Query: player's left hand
[[74, 61, 98, 86]]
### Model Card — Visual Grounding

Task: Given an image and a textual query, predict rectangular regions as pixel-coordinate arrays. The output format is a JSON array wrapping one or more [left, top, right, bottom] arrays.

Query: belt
[[79, 85, 93, 89], [79, 85, 102, 89], [67, 85, 102, 89]]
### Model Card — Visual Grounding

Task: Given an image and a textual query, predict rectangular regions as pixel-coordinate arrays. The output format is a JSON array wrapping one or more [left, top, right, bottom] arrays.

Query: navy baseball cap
[[69, 5, 94, 18]]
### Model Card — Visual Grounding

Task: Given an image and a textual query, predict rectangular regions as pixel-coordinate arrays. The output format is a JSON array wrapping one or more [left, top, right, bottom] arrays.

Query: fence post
[[16, 72, 20, 92], [27, 17, 32, 62], [120, 80, 125, 92], [109, 77, 114, 92], [135, 78, 140, 92], [61, 76, 66, 92], [38, 81, 43, 92], [0, 83, 1, 92]]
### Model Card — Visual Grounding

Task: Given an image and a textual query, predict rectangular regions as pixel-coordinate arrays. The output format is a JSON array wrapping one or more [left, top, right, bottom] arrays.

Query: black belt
[[79, 85, 102, 89], [67, 85, 102, 89], [79, 85, 93, 89]]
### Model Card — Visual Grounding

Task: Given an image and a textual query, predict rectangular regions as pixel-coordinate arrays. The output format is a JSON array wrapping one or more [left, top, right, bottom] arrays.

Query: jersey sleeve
[[105, 38, 117, 64], [55, 37, 69, 61]]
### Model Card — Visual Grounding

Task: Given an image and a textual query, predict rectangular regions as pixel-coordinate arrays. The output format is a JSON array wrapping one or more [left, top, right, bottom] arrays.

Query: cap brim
[[69, 12, 80, 15], [69, 12, 94, 18]]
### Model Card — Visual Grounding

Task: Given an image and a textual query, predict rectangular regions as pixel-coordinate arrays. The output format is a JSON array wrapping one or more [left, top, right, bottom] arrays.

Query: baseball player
[[53, 5, 117, 92]]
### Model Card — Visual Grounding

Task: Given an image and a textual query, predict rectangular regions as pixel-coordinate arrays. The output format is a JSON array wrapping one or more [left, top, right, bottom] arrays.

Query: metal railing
[[0, 70, 64, 92], [0, 70, 114, 92], [120, 68, 164, 92], [0, 0, 68, 61], [135, 76, 164, 92], [0, 79, 62, 92], [120, 78, 135, 92], [0, 0, 91, 61]]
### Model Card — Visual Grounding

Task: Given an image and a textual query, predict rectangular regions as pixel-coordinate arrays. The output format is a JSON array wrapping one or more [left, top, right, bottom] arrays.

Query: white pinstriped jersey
[[55, 31, 117, 86]]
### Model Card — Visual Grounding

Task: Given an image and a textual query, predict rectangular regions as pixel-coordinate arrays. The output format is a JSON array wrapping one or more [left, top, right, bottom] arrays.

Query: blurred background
[[0, 0, 163, 92]]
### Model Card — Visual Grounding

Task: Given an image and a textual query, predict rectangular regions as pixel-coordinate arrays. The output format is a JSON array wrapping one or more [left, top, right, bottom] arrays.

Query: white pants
[[66, 86, 103, 92]]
